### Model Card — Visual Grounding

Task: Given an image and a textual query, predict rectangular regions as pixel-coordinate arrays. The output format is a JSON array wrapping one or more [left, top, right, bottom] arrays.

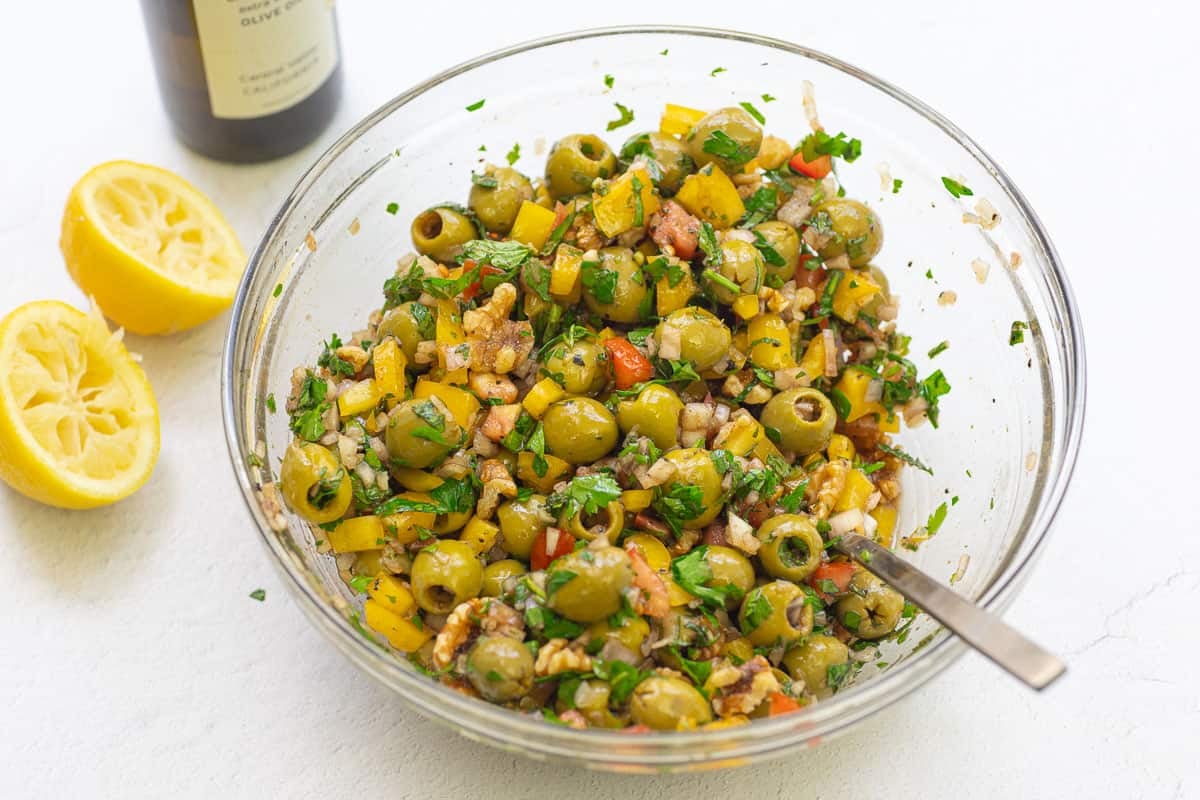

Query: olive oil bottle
[[140, 0, 343, 162]]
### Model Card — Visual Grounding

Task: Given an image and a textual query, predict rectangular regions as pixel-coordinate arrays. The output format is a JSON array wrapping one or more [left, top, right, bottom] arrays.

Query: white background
[[1, 2, 1197, 798]]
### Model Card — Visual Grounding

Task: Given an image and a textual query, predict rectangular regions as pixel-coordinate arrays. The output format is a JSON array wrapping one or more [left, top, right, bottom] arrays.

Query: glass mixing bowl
[[221, 26, 1085, 771]]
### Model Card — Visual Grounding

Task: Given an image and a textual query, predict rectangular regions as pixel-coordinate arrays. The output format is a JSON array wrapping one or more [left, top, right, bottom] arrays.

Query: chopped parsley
[[265, 393, 276, 414], [741, 589, 773, 631], [603, 74, 614, 89], [289, 371, 329, 442], [465, 99, 485, 112], [878, 443, 934, 475], [927, 340, 950, 359], [249, 588, 266, 602], [702, 130, 756, 168], [671, 546, 744, 609], [581, 259, 618, 304], [273, 283, 283, 297], [710, 66, 727, 76], [941, 177, 974, 198], [892, 178, 903, 194], [798, 130, 862, 164], [738, 101, 766, 125], [506, 142, 521, 165], [606, 102, 635, 131], [385, 202, 399, 215], [470, 172, 499, 188], [829, 388, 852, 420], [546, 473, 622, 520], [826, 662, 851, 690], [740, 187, 779, 228], [761, 93, 776, 103], [652, 483, 704, 535], [697, 221, 722, 266], [1010, 320, 1028, 345], [545, 570, 579, 595]]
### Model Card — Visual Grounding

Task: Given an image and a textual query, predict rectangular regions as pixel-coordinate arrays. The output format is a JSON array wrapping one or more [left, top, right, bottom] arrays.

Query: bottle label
[[192, 0, 338, 120]]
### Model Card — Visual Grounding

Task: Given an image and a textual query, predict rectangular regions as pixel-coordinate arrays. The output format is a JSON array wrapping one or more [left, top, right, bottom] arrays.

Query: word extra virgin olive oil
[[140, 0, 343, 162]]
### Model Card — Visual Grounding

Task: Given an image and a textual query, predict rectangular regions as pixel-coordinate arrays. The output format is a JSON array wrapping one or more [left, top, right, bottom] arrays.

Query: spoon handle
[[834, 533, 1066, 690]]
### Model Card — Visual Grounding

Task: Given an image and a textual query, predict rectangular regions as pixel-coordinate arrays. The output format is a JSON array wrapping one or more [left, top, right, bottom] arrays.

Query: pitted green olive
[[481, 559, 526, 597], [709, 239, 763, 304], [615, 383, 684, 450], [385, 396, 463, 470], [542, 397, 619, 464], [543, 338, 609, 395], [836, 569, 904, 639], [496, 493, 551, 559], [377, 301, 435, 362], [654, 307, 731, 372], [760, 388, 837, 456], [545, 545, 633, 622], [545, 134, 618, 199], [279, 442, 351, 524], [685, 107, 763, 174], [752, 220, 801, 284], [739, 580, 813, 647], [582, 247, 652, 324], [410, 540, 483, 614], [411, 206, 476, 263], [468, 166, 534, 234], [466, 635, 535, 702], [620, 132, 694, 195], [811, 199, 883, 267], [783, 634, 851, 698], [757, 515, 824, 581], [630, 676, 713, 730], [659, 448, 724, 528]]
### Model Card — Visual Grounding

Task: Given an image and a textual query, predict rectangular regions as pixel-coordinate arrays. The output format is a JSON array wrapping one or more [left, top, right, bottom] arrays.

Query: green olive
[[465, 635, 535, 702], [385, 396, 463, 470], [660, 448, 724, 528], [615, 383, 684, 451], [685, 106, 763, 174], [496, 493, 551, 559], [377, 301, 435, 362], [542, 338, 609, 395], [279, 442, 352, 524], [760, 388, 837, 456], [811, 199, 883, 267], [654, 307, 731, 372], [739, 580, 813, 647], [708, 239, 763, 304], [563, 500, 625, 543], [468, 166, 534, 234], [630, 676, 713, 730], [836, 569, 904, 639], [482, 559, 526, 598], [588, 614, 651, 655], [545, 134, 618, 200], [619, 132, 694, 195], [704, 545, 756, 605], [411, 206, 476, 264], [546, 545, 633, 622], [542, 397, 619, 464], [752, 220, 801, 284], [582, 247, 652, 324], [782, 635, 851, 698], [756, 515, 824, 581], [410, 540, 483, 614], [861, 265, 892, 317]]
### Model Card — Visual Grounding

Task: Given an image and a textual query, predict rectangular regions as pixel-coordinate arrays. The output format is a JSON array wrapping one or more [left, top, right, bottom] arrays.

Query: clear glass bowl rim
[[220, 24, 1087, 766]]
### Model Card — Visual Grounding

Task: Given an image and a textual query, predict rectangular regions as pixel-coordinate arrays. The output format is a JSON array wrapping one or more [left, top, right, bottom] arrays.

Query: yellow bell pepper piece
[[337, 378, 382, 418], [353, 549, 384, 577], [327, 515, 385, 553], [366, 574, 415, 616], [517, 451, 571, 493], [434, 298, 466, 374], [372, 338, 407, 406], [831, 270, 882, 323], [363, 600, 431, 652], [460, 517, 500, 554], [798, 335, 826, 383], [674, 164, 746, 229], [712, 414, 763, 457], [827, 433, 856, 462], [655, 261, 697, 316], [621, 489, 654, 513], [731, 293, 760, 320], [832, 368, 900, 432], [667, 577, 696, 607], [869, 505, 898, 548], [379, 492, 437, 544], [747, 313, 794, 370], [550, 244, 584, 301], [413, 378, 480, 433], [703, 716, 750, 731], [659, 103, 706, 137], [391, 467, 444, 492], [510, 200, 558, 250], [834, 468, 875, 513], [592, 168, 661, 238], [522, 377, 565, 419]]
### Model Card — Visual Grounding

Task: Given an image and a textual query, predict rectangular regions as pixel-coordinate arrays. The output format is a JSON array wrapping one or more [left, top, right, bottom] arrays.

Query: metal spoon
[[833, 533, 1066, 690]]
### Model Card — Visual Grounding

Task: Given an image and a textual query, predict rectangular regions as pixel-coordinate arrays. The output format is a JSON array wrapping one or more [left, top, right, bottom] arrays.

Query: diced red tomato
[[530, 527, 575, 570], [649, 200, 699, 260], [767, 692, 803, 716], [603, 337, 654, 389], [808, 561, 856, 601], [788, 151, 832, 180], [461, 262, 501, 302]]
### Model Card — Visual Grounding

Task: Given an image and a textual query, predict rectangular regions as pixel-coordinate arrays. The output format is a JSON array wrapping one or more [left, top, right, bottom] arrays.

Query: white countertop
[[2, 2, 1196, 797]]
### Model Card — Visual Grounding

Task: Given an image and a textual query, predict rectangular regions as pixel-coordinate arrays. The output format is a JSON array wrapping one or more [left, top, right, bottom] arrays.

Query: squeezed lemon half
[[60, 160, 246, 335], [0, 301, 160, 509]]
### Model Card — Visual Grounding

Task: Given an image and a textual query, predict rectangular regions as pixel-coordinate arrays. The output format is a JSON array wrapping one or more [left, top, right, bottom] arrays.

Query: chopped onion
[[572, 679, 609, 710], [864, 378, 884, 404], [821, 329, 838, 377], [658, 323, 682, 361], [875, 162, 893, 191], [862, 511, 878, 538], [543, 527, 560, 556], [354, 460, 375, 488], [971, 258, 990, 284], [828, 508, 864, 536], [850, 645, 878, 663], [949, 553, 970, 585], [599, 639, 641, 665], [802, 80, 821, 131]]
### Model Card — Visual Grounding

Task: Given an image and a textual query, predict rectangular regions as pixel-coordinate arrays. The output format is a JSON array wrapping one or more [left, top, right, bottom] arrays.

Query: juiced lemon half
[[60, 160, 245, 335], [0, 301, 160, 509]]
